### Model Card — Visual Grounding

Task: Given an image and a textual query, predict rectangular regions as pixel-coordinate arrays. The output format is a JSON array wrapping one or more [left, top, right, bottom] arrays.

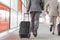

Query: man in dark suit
[[27, 0, 44, 37]]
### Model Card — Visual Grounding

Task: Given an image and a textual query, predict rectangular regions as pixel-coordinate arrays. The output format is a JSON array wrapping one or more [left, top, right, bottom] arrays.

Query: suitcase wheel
[[28, 34, 30, 38], [19, 34, 30, 38], [58, 32, 60, 36]]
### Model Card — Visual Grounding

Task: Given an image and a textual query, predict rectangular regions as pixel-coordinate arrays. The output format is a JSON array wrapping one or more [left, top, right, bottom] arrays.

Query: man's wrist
[[27, 10, 29, 12]]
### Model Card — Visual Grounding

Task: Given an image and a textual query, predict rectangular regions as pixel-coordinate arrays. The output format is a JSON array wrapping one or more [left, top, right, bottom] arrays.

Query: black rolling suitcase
[[19, 13, 30, 38], [57, 23, 60, 35]]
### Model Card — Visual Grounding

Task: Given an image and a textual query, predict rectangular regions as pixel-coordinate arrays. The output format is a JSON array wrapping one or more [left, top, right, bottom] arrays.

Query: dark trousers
[[30, 11, 41, 32]]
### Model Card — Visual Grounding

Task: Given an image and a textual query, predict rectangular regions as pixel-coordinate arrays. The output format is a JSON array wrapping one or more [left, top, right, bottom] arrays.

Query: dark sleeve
[[27, 0, 31, 12], [40, 0, 44, 10]]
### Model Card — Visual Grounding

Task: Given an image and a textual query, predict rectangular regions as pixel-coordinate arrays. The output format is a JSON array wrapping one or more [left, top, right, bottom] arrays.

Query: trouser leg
[[50, 16, 57, 33], [58, 16, 60, 23], [30, 12, 40, 32], [34, 13, 40, 31], [30, 12, 35, 32]]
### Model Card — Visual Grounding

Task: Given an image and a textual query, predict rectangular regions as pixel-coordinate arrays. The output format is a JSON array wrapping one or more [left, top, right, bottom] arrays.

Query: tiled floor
[[2, 33, 19, 40], [1, 23, 60, 40]]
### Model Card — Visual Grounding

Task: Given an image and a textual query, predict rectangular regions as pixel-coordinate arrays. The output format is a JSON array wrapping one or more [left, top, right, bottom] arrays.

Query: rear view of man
[[44, 0, 59, 35], [27, 0, 44, 37]]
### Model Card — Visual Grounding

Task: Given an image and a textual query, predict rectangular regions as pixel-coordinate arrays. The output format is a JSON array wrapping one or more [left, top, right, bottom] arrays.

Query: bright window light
[[57, 0, 60, 2]]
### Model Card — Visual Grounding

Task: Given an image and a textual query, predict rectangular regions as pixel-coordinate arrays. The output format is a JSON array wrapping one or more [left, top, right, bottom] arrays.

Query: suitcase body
[[19, 21, 30, 38], [57, 23, 60, 35]]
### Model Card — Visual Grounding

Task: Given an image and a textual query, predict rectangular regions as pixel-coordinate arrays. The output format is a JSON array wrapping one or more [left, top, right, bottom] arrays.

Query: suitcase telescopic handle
[[23, 13, 29, 21]]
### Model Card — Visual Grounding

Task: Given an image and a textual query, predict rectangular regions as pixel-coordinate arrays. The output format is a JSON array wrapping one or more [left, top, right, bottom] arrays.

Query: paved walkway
[[2, 23, 60, 40]]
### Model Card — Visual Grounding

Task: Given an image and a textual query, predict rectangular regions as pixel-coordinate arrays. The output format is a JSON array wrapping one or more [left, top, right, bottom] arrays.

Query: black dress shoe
[[52, 32, 54, 35], [50, 25, 53, 32], [33, 30, 37, 37], [33, 33, 37, 37]]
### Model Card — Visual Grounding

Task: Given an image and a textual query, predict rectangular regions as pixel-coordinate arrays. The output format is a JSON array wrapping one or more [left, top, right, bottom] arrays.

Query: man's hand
[[44, 10, 49, 14], [46, 10, 49, 14], [44, 8, 49, 14], [26, 10, 29, 14]]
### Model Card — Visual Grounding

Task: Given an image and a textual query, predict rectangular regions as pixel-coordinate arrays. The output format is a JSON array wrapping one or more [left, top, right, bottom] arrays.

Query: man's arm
[[27, 0, 31, 12], [44, 2, 49, 14], [57, 3, 59, 14]]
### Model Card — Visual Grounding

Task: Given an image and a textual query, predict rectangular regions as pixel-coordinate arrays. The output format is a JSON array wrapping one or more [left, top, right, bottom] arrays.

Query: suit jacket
[[27, 0, 44, 12], [44, 0, 59, 16], [58, 2, 60, 16]]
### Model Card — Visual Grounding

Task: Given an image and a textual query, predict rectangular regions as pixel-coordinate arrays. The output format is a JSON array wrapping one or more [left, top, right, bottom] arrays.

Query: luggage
[[19, 13, 30, 38], [57, 23, 60, 35]]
